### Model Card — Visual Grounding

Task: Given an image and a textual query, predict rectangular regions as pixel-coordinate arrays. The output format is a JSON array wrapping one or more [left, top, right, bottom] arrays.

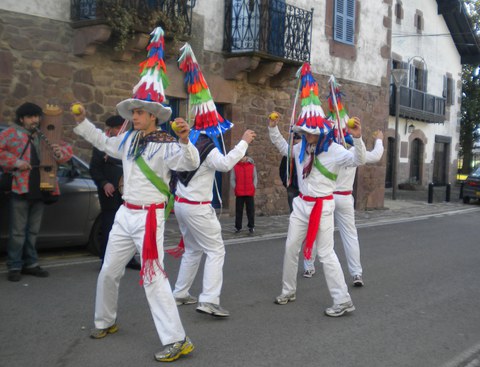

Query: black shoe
[[249, 228, 255, 234], [126, 259, 141, 271], [21, 266, 49, 277], [7, 270, 21, 282], [234, 228, 241, 233]]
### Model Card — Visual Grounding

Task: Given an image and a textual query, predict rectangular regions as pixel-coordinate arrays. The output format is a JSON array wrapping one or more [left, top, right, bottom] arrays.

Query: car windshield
[[471, 166, 480, 178]]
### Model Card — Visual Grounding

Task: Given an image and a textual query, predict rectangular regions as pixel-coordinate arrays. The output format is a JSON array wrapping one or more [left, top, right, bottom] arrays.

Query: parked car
[[0, 123, 102, 255], [462, 165, 480, 204]]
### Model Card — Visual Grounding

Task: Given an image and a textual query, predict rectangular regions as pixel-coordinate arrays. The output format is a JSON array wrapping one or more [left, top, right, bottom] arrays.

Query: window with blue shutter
[[334, 0, 355, 45]]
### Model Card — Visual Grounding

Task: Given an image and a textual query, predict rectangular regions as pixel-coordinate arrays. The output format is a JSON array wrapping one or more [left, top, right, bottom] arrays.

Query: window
[[395, 1, 404, 23], [414, 10, 423, 33], [443, 75, 455, 106], [334, 0, 355, 45], [392, 59, 408, 86], [409, 63, 427, 92]]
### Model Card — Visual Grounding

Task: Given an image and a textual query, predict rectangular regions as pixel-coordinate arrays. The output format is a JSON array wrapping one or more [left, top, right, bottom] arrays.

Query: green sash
[[135, 156, 174, 219], [313, 157, 338, 181]]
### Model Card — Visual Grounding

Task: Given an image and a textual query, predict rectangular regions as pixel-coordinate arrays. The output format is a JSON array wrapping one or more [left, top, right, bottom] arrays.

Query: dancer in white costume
[[303, 77, 385, 287], [172, 44, 256, 317], [304, 131, 384, 286], [72, 28, 199, 363], [268, 63, 366, 317]]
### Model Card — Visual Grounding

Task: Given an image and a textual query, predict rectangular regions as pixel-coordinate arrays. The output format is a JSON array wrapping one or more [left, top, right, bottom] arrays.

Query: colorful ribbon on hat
[[294, 63, 334, 164], [178, 43, 233, 148], [327, 75, 353, 146], [294, 63, 332, 134], [133, 27, 170, 103]]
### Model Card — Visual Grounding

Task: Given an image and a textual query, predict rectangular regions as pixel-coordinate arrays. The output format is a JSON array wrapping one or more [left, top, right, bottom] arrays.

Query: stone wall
[[0, 10, 145, 162], [0, 10, 388, 216]]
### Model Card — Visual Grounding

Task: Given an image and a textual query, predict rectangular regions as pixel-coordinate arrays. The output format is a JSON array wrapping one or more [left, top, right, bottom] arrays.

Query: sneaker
[[175, 295, 198, 306], [21, 266, 49, 277], [196, 302, 230, 317], [126, 258, 141, 271], [325, 301, 355, 317], [234, 227, 241, 233], [7, 270, 21, 282], [90, 323, 119, 339], [154, 336, 194, 362], [353, 275, 364, 287], [303, 269, 316, 278], [249, 227, 255, 234], [274, 293, 296, 305]]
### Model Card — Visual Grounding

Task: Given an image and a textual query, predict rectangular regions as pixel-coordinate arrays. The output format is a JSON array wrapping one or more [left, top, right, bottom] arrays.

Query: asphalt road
[[0, 210, 479, 367]]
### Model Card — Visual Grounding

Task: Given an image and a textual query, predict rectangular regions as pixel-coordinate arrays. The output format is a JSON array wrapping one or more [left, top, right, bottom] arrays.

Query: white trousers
[[173, 202, 225, 305], [94, 205, 186, 345], [333, 194, 362, 277], [303, 194, 362, 277], [282, 197, 351, 305]]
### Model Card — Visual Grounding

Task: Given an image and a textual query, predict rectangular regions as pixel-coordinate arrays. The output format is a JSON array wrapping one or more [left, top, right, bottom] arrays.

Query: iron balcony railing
[[223, 0, 313, 63], [389, 85, 446, 123], [70, 0, 196, 35]]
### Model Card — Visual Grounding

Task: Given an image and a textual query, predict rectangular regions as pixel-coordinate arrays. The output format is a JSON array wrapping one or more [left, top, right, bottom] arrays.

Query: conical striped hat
[[292, 63, 333, 136], [178, 43, 233, 146], [117, 27, 172, 122]]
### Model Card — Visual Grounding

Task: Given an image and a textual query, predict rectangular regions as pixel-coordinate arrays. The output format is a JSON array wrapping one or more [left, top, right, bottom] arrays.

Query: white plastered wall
[[391, 0, 461, 167], [195, 0, 389, 87], [0, 0, 70, 22]]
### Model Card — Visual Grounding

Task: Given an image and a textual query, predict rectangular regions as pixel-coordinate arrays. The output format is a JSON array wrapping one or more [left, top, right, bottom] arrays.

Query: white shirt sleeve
[[164, 140, 200, 172], [332, 137, 366, 167], [365, 139, 384, 164], [204, 140, 248, 172], [268, 126, 289, 157], [73, 118, 124, 159]]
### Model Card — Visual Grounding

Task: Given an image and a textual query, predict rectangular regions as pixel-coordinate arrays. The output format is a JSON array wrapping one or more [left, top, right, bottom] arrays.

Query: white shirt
[[268, 126, 366, 197], [74, 118, 200, 206], [175, 140, 248, 202], [335, 139, 384, 192]]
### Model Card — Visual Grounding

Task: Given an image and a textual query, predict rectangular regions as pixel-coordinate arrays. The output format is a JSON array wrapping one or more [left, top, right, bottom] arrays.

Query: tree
[[460, 1, 480, 173]]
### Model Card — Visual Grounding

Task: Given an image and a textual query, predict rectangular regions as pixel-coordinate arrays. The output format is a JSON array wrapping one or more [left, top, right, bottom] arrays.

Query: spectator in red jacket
[[230, 153, 257, 234]]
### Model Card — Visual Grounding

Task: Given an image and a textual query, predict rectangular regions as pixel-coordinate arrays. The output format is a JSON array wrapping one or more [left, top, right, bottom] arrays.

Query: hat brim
[[116, 99, 172, 122], [292, 125, 325, 135]]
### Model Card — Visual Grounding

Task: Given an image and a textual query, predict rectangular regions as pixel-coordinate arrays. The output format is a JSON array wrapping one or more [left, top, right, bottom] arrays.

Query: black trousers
[[235, 196, 255, 230]]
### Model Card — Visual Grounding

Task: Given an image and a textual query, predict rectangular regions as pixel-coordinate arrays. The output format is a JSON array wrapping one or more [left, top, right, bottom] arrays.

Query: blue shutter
[[334, 0, 355, 45]]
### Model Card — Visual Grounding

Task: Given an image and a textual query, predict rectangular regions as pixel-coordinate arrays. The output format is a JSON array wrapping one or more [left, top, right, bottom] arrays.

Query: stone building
[[0, 0, 393, 215]]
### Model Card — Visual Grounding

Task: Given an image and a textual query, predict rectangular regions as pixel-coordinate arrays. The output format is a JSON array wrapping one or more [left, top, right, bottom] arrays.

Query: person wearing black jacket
[[89, 115, 140, 270], [279, 133, 301, 213]]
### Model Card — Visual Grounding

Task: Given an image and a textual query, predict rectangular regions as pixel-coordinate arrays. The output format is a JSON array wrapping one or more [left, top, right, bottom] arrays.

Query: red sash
[[333, 191, 352, 195], [299, 193, 334, 260], [123, 201, 166, 284]]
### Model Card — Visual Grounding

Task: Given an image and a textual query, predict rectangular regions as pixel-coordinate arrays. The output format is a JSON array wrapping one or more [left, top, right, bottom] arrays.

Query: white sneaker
[[196, 302, 230, 317], [303, 269, 316, 278], [175, 295, 198, 306], [353, 275, 364, 287], [325, 301, 355, 317], [274, 293, 296, 305]]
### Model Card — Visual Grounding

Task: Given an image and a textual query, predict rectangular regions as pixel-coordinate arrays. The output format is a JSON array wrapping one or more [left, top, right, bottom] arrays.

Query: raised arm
[[267, 114, 289, 156], [365, 130, 384, 164], [334, 117, 366, 167], [165, 141, 200, 172], [205, 129, 255, 172], [73, 118, 124, 159]]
